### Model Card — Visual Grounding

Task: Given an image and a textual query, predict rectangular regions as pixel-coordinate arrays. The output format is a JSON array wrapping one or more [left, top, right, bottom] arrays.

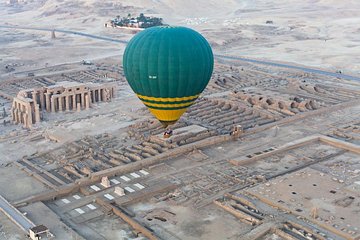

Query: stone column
[[81, 93, 85, 108], [51, 96, 56, 112], [65, 95, 70, 111], [91, 90, 95, 103], [13, 109, 18, 123], [35, 104, 40, 123], [32, 91, 37, 105], [45, 93, 51, 112], [17, 110, 22, 124], [85, 94, 90, 110], [11, 100, 16, 122], [58, 96, 63, 112], [16, 109, 20, 123], [23, 113, 27, 128], [72, 94, 76, 110], [95, 89, 98, 102], [77, 102, 81, 112], [26, 104, 33, 128], [39, 90, 45, 110]]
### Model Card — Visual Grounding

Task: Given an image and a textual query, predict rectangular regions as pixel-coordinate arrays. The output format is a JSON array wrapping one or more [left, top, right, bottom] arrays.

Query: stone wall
[[11, 81, 116, 128]]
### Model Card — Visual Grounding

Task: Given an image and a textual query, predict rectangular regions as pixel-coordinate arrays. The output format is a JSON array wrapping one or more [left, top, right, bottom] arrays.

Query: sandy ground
[[130, 201, 250, 240], [0, 0, 359, 77], [20, 202, 85, 240], [0, 165, 50, 202], [0, 211, 25, 240]]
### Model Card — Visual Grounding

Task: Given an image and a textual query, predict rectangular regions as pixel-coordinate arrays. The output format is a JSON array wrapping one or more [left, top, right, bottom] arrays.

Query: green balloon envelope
[[123, 26, 214, 126]]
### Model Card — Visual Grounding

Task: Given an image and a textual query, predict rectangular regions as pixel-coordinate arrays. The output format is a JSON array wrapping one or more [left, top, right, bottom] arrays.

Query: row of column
[[12, 109, 31, 128], [11, 99, 40, 128], [91, 89, 105, 103], [32, 90, 45, 111], [29, 87, 115, 113], [49, 93, 91, 113]]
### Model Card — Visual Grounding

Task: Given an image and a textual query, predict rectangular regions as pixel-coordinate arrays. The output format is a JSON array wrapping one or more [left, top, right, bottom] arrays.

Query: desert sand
[[1, 0, 360, 78]]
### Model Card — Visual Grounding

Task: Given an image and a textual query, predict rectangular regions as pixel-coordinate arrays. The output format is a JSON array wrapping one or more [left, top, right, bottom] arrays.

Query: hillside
[[1, 0, 360, 75]]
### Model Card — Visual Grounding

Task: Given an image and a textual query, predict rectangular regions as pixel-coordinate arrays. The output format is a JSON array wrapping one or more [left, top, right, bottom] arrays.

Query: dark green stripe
[[144, 104, 194, 110], [138, 97, 197, 104]]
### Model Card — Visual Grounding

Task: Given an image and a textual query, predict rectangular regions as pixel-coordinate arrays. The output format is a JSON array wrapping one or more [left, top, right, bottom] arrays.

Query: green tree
[[138, 13, 145, 22]]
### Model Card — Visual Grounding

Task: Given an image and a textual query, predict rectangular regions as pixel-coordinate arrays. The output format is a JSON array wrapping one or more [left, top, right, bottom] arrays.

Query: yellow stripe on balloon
[[148, 108, 188, 121], [136, 94, 199, 102], [142, 101, 195, 108]]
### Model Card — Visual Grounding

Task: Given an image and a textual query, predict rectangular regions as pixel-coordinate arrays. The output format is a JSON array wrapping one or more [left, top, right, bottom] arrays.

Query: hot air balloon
[[123, 26, 214, 127]]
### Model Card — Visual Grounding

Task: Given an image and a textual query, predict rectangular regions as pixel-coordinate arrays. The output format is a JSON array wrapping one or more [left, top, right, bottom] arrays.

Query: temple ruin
[[1, 58, 359, 240], [11, 81, 116, 128]]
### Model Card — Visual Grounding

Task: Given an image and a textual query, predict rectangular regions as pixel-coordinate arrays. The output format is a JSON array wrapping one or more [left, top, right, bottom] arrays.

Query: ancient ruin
[[0, 57, 358, 240], [1, 1, 360, 238], [11, 81, 116, 128]]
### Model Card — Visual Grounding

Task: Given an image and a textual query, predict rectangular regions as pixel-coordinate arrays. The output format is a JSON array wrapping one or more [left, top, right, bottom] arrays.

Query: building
[[11, 81, 116, 128], [29, 225, 54, 240]]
